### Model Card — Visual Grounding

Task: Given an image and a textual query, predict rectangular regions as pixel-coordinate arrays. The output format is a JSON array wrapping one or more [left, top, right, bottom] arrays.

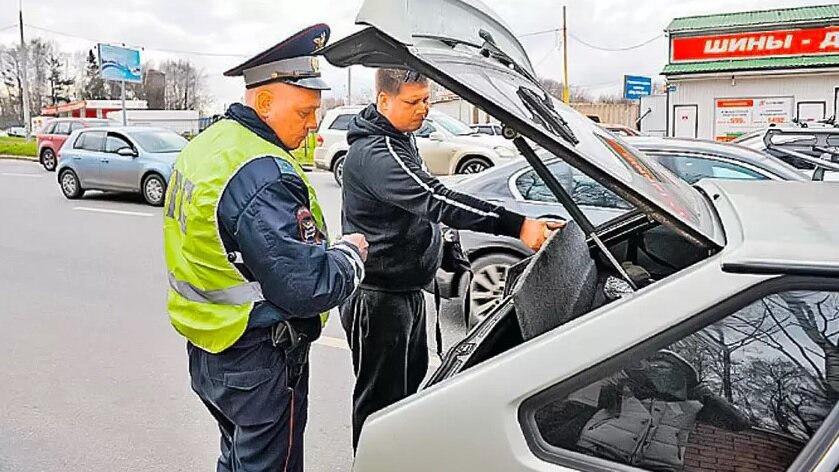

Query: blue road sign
[[623, 75, 652, 100], [97, 44, 142, 83]]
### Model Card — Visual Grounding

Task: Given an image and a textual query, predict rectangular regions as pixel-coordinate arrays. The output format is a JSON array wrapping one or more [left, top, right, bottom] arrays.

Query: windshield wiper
[[517, 87, 578, 145], [477, 29, 541, 86]]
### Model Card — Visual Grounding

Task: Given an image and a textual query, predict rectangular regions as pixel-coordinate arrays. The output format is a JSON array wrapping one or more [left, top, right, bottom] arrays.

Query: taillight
[[316, 134, 324, 147]]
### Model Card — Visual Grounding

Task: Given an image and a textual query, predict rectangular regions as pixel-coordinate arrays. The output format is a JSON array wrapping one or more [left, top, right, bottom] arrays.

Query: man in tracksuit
[[340, 68, 561, 449]]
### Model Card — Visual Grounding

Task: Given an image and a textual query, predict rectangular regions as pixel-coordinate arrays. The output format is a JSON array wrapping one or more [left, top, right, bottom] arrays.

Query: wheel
[[59, 169, 84, 199], [464, 253, 523, 328], [41, 148, 57, 172], [333, 154, 346, 186], [142, 174, 167, 206], [456, 156, 491, 175]]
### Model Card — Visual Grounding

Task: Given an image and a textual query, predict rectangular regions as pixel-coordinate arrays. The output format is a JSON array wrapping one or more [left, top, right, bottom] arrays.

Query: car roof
[[77, 126, 170, 133], [626, 136, 809, 181], [705, 179, 839, 275]]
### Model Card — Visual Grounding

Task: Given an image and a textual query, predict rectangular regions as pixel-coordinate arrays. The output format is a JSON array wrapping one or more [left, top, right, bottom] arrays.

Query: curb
[[0, 154, 37, 162]]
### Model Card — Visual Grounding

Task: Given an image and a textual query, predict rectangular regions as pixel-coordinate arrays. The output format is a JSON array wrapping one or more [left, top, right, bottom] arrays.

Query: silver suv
[[314, 106, 518, 185]]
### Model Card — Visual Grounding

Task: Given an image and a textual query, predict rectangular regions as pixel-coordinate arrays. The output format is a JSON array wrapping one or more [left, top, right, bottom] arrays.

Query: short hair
[[375, 68, 429, 96]]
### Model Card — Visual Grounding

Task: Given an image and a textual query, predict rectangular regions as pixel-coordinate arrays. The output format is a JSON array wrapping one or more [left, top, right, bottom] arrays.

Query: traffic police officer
[[163, 24, 367, 472]]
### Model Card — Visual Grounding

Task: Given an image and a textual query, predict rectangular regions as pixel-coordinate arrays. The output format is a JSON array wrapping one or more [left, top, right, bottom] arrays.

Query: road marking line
[[314, 335, 442, 367], [73, 207, 155, 217], [0, 172, 42, 178]]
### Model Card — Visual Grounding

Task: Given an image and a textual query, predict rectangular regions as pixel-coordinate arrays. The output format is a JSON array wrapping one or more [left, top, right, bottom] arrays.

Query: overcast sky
[[1, 0, 836, 113]]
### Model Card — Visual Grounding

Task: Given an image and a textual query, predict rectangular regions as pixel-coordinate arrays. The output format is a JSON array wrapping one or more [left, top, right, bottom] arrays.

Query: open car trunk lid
[[322, 0, 724, 248]]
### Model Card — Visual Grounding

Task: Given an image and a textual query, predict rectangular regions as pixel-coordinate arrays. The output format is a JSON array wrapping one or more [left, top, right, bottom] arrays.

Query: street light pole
[[562, 5, 570, 104], [19, 0, 32, 138]]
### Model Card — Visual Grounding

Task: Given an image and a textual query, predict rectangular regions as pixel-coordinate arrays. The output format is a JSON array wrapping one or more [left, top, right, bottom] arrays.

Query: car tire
[[456, 156, 491, 175], [59, 169, 85, 200], [463, 253, 522, 328], [142, 173, 167, 207], [333, 154, 346, 186], [41, 148, 57, 172]]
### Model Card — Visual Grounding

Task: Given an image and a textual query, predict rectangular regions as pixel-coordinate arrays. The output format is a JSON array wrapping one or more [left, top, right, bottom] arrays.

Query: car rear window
[[329, 114, 355, 131]]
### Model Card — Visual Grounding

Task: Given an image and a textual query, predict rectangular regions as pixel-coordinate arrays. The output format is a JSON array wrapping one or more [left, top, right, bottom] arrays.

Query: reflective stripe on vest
[[167, 271, 265, 305]]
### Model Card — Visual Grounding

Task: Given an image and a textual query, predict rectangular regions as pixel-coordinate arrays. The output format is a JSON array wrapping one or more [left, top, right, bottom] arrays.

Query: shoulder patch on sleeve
[[273, 157, 296, 175]]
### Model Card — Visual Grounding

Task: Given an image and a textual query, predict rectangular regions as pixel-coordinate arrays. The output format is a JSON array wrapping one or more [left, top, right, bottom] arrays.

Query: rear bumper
[[314, 148, 330, 170]]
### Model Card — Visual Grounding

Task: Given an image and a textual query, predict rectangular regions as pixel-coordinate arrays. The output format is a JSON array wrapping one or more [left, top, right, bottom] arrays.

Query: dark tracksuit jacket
[[188, 103, 364, 472], [340, 104, 526, 449]]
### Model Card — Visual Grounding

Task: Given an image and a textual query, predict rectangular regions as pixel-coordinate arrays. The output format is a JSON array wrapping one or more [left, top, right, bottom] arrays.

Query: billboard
[[714, 97, 793, 142], [97, 44, 141, 83], [671, 26, 839, 63], [623, 75, 652, 100]]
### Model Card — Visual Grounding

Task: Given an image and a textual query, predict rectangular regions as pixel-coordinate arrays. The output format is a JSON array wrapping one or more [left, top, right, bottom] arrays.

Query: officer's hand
[[340, 233, 369, 262], [520, 218, 565, 252]]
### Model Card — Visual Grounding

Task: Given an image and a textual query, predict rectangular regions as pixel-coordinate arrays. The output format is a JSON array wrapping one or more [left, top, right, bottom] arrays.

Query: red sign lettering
[[672, 26, 839, 62]]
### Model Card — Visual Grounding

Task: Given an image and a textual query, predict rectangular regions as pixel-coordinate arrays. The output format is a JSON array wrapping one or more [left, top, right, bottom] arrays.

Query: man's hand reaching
[[519, 218, 565, 252], [340, 233, 369, 262]]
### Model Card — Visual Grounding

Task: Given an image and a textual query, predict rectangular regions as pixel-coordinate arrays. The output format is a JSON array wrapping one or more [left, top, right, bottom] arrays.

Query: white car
[[6, 126, 26, 138], [314, 106, 518, 185], [323, 1, 839, 471]]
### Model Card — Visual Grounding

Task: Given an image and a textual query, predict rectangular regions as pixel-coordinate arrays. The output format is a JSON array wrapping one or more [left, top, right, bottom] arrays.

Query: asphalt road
[[0, 160, 466, 471]]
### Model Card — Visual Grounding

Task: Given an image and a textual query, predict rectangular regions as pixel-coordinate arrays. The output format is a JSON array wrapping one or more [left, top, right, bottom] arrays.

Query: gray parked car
[[438, 136, 809, 327], [324, 1, 839, 471], [56, 127, 186, 206]]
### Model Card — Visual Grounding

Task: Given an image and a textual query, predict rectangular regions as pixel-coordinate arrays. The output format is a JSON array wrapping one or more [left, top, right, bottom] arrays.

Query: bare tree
[[160, 59, 209, 112]]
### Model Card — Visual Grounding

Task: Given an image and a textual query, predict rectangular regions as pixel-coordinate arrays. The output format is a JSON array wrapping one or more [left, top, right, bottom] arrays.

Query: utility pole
[[19, 0, 32, 139], [347, 66, 352, 106], [562, 5, 570, 104]]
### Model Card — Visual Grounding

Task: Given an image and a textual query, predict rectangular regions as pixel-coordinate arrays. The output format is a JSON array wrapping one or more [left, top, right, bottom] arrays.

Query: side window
[[653, 154, 767, 185], [527, 289, 839, 472], [415, 121, 435, 139], [54, 121, 71, 135], [43, 122, 56, 134], [105, 133, 133, 153], [328, 114, 354, 131], [77, 131, 105, 152], [70, 122, 85, 133], [514, 162, 632, 210]]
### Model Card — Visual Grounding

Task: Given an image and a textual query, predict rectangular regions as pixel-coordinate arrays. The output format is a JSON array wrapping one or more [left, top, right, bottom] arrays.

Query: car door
[[68, 131, 107, 187], [52, 121, 72, 151], [100, 132, 141, 191], [415, 121, 457, 175]]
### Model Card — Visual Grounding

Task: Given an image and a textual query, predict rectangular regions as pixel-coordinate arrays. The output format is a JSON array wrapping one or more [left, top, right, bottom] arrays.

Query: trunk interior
[[430, 216, 712, 383]]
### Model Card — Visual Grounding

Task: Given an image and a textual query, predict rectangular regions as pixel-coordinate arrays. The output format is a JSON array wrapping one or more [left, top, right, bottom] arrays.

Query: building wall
[[683, 424, 804, 472], [669, 71, 839, 140], [570, 103, 640, 128]]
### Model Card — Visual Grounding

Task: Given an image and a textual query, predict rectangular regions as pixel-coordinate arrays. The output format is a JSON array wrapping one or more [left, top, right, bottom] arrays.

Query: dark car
[[440, 136, 809, 327]]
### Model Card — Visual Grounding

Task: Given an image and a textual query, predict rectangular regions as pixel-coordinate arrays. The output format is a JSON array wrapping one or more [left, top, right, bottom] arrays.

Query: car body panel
[[357, 179, 839, 472]]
